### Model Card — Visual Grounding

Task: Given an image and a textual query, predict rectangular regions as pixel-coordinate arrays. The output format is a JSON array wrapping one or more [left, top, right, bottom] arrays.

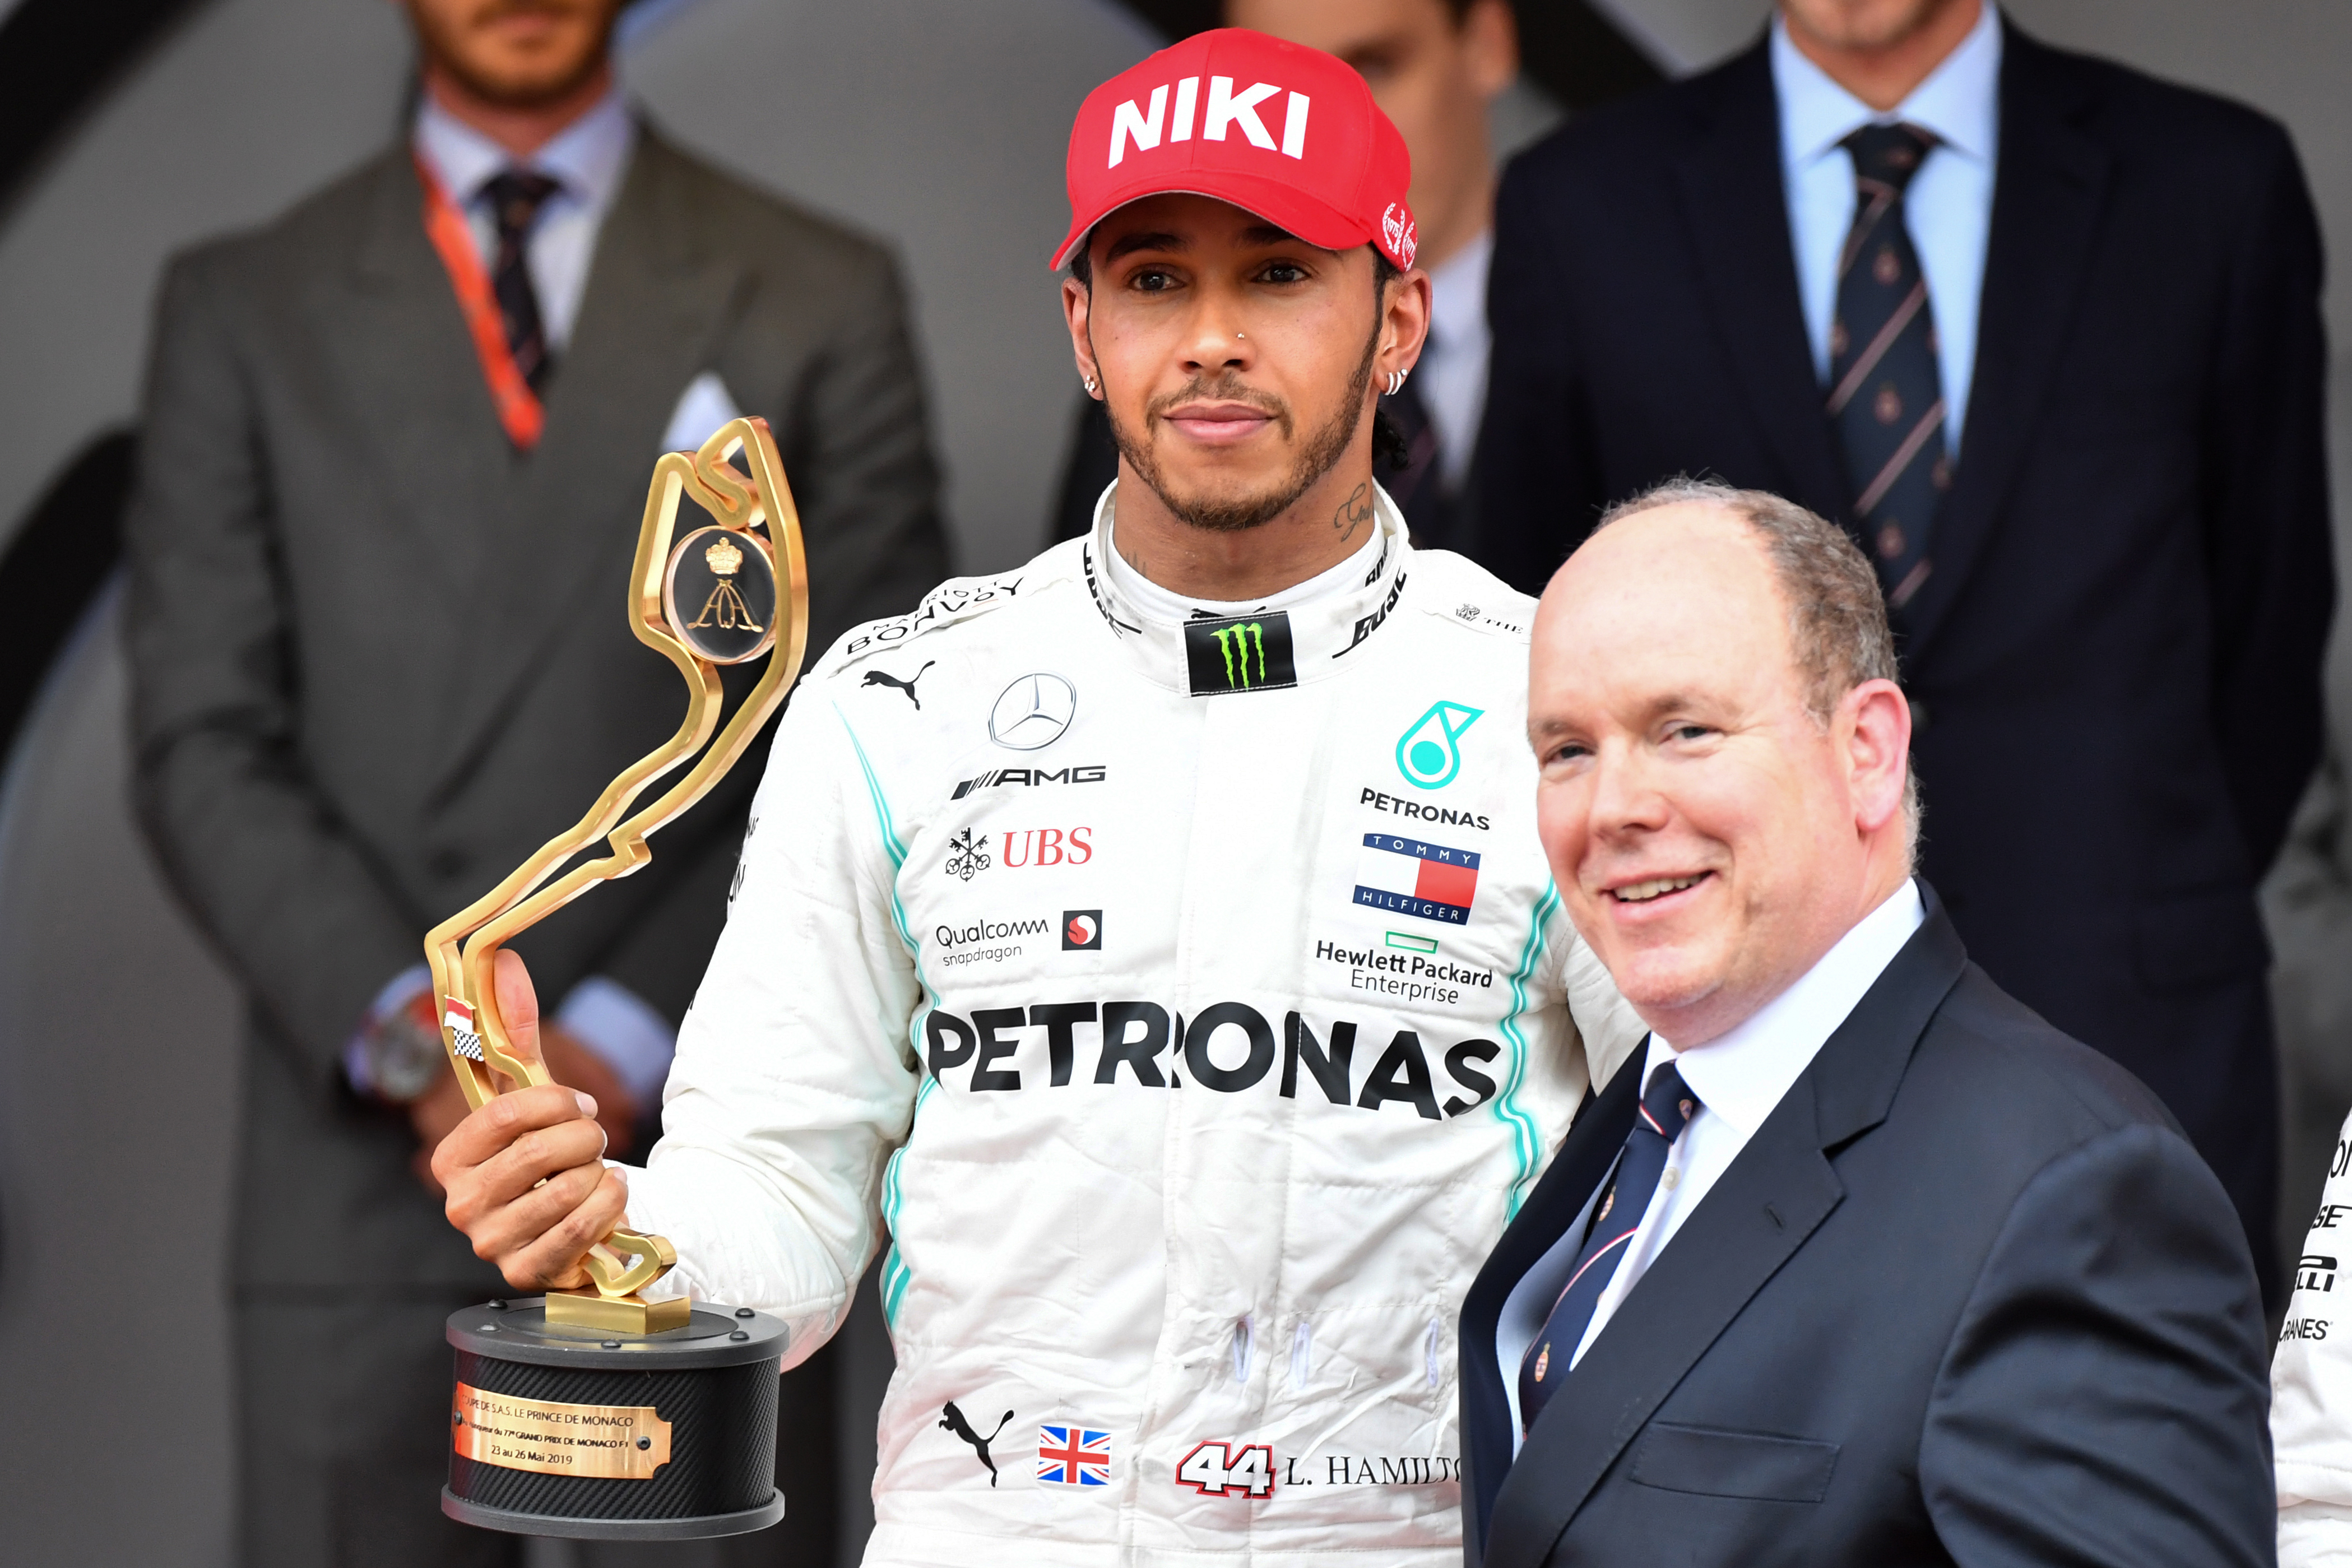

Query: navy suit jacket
[[1456, 893, 2273, 1568], [1470, 22, 2332, 1287]]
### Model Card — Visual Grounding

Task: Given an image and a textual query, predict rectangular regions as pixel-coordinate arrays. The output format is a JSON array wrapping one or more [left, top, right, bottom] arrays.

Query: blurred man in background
[[1050, 0, 1518, 549], [1471, 0, 2332, 1300], [124, 0, 945, 1562]]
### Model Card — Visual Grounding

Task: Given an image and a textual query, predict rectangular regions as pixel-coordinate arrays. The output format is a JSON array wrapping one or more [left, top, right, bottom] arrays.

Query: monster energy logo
[[1184, 611, 1298, 695], [1214, 622, 1267, 688]]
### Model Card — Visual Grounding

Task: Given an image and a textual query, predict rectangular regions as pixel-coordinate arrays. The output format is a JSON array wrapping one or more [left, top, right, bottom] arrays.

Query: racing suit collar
[[1079, 478, 1416, 697]]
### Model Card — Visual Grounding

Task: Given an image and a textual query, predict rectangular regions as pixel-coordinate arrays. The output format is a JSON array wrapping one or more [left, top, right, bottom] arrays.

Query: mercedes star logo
[[987, 673, 1077, 751]]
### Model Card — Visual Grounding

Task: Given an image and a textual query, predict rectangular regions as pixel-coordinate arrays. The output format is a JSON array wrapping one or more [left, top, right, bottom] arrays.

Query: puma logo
[[940, 1400, 1014, 1487], [862, 661, 934, 709]]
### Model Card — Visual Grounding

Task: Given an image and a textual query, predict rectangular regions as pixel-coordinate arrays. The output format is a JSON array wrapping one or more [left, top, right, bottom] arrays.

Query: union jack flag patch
[[1037, 1424, 1111, 1487]]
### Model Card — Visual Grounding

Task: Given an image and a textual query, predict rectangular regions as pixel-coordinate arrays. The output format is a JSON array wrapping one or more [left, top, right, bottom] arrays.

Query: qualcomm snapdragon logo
[[1395, 701, 1482, 790]]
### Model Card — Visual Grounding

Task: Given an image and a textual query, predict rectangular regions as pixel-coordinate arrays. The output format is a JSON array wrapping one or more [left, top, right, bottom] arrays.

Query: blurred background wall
[[0, 2, 2344, 1566]]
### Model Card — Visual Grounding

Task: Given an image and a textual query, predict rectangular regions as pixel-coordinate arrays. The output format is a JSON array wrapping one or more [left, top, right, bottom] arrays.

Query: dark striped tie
[[483, 169, 561, 392], [1827, 123, 1948, 611], [1517, 1061, 1697, 1435]]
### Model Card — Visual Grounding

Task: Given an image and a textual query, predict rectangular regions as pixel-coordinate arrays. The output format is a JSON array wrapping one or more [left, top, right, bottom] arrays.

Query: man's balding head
[[1527, 481, 1916, 1047]]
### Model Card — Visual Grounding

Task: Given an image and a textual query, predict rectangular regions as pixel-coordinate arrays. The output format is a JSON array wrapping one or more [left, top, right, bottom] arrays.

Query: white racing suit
[[2276, 1107, 2352, 1565], [626, 487, 1645, 1565]]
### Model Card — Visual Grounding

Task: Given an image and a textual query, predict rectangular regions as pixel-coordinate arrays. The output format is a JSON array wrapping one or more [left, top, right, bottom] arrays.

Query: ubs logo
[[1003, 827, 1093, 867]]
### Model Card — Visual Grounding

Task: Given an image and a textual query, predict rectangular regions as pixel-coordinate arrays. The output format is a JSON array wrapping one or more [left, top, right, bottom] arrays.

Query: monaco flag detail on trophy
[[443, 997, 485, 1062]]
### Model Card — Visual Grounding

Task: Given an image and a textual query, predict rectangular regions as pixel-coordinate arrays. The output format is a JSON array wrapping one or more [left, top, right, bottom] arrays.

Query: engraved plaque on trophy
[[427, 417, 806, 1539]]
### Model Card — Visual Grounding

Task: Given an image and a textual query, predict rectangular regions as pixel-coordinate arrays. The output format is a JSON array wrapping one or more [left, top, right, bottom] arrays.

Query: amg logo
[[953, 764, 1107, 800], [1360, 787, 1490, 832]]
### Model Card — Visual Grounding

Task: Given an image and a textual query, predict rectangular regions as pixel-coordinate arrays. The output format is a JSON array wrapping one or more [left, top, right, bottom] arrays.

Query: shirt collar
[[1649, 878, 1925, 1138], [1772, 3, 2002, 169], [1079, 479, 1417, 695], [412, 88, 635, 208]]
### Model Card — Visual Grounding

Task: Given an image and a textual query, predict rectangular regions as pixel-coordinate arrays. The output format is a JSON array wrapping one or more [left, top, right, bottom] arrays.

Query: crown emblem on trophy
[[704, 535, 744, 577]]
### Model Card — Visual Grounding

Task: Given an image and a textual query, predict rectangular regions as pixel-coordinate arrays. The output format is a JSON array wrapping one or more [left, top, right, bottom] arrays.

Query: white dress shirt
[[1498, 878, 1926, 1448], [1418, 227, 1493, 493], [1773, 4, 2000, 455], [412, 89, 635, 352]]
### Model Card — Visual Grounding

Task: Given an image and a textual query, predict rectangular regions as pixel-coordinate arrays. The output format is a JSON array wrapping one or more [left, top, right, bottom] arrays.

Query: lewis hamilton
[[437, 29, 1642, 1566]]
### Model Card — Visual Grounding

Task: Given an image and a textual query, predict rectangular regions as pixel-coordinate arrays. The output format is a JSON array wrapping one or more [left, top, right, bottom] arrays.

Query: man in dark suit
[[123, 1, 945, 1562], [1461, 478, 2271, 1567], [1472, 0, 2332, 1295]]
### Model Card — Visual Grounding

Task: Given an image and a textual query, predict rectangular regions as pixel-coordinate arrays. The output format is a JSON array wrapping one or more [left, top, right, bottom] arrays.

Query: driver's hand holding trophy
[[426, 416, 805, 1541]]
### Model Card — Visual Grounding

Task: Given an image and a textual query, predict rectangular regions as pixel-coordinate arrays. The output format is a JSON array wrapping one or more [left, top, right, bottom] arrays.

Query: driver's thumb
[[490, 948, 545, 1071]]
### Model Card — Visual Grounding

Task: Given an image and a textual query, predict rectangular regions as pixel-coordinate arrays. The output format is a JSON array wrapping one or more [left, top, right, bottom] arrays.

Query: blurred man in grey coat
[[123, 1, 947, 1563]]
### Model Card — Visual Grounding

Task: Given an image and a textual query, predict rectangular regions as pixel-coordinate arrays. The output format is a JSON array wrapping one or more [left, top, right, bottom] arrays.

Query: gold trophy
[[430, 417, 805, 1541]]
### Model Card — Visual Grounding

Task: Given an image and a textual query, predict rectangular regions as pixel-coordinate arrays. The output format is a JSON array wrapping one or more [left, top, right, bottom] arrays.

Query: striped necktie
[[1826, 122, 1948, 612], [1517, 1061, 1697, 1434], [483, 169, 561, 393]]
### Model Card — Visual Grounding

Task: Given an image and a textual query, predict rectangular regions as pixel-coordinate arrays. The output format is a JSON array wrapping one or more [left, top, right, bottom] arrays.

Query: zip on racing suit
[[624, 485, 1646, 1566]]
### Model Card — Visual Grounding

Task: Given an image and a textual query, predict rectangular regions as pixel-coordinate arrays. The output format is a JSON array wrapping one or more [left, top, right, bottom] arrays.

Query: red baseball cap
[[1051, 28, 1417, 273]]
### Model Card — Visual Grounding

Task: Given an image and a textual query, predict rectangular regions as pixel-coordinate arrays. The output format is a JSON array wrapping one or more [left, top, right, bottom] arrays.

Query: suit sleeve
[[2275, 1106, 2352, 1565], [1469, 153, 1606, 598], [2201, 123, 2333, 876], [1920, 1122, 2274, 1568], [621, 681, 922, 1367], [757, 247, 950, 662], [122, 251, 422, 1079]]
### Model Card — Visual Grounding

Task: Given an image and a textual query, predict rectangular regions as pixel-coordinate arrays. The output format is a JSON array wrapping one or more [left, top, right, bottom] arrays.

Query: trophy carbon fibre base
[[443, 1298, 787, 1540]]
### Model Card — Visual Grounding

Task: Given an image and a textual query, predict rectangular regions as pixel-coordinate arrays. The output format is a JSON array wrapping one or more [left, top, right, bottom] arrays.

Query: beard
[[413, 0, 616, 110], [1104, 316, 1379, 535]]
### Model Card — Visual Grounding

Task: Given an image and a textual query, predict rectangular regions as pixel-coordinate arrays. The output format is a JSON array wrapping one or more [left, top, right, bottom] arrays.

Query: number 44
[[1176, 1440, 1275, 1499]]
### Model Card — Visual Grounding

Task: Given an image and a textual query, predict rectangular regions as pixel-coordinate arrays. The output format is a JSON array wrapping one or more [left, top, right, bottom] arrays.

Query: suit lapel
[[1481, 896, 1971, 1568], [431, 133, 748, 795], [1898, 26, 2112, 661], [1669, 43, 1849, 519], [328, 151, 523, 591], [1462, 1060, 1645, 1560]]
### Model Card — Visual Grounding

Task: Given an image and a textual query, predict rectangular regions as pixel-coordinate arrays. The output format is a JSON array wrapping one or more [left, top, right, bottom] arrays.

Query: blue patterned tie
[[483, 170, 560, 392], [1518, 1061, 1697, 1434], [1827, 123, 1947, 612]]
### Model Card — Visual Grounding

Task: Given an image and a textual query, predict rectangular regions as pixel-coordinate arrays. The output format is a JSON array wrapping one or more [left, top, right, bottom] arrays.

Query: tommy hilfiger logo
[[1184, 613, 1298, 695], [1353, 834, 1479, 926]]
